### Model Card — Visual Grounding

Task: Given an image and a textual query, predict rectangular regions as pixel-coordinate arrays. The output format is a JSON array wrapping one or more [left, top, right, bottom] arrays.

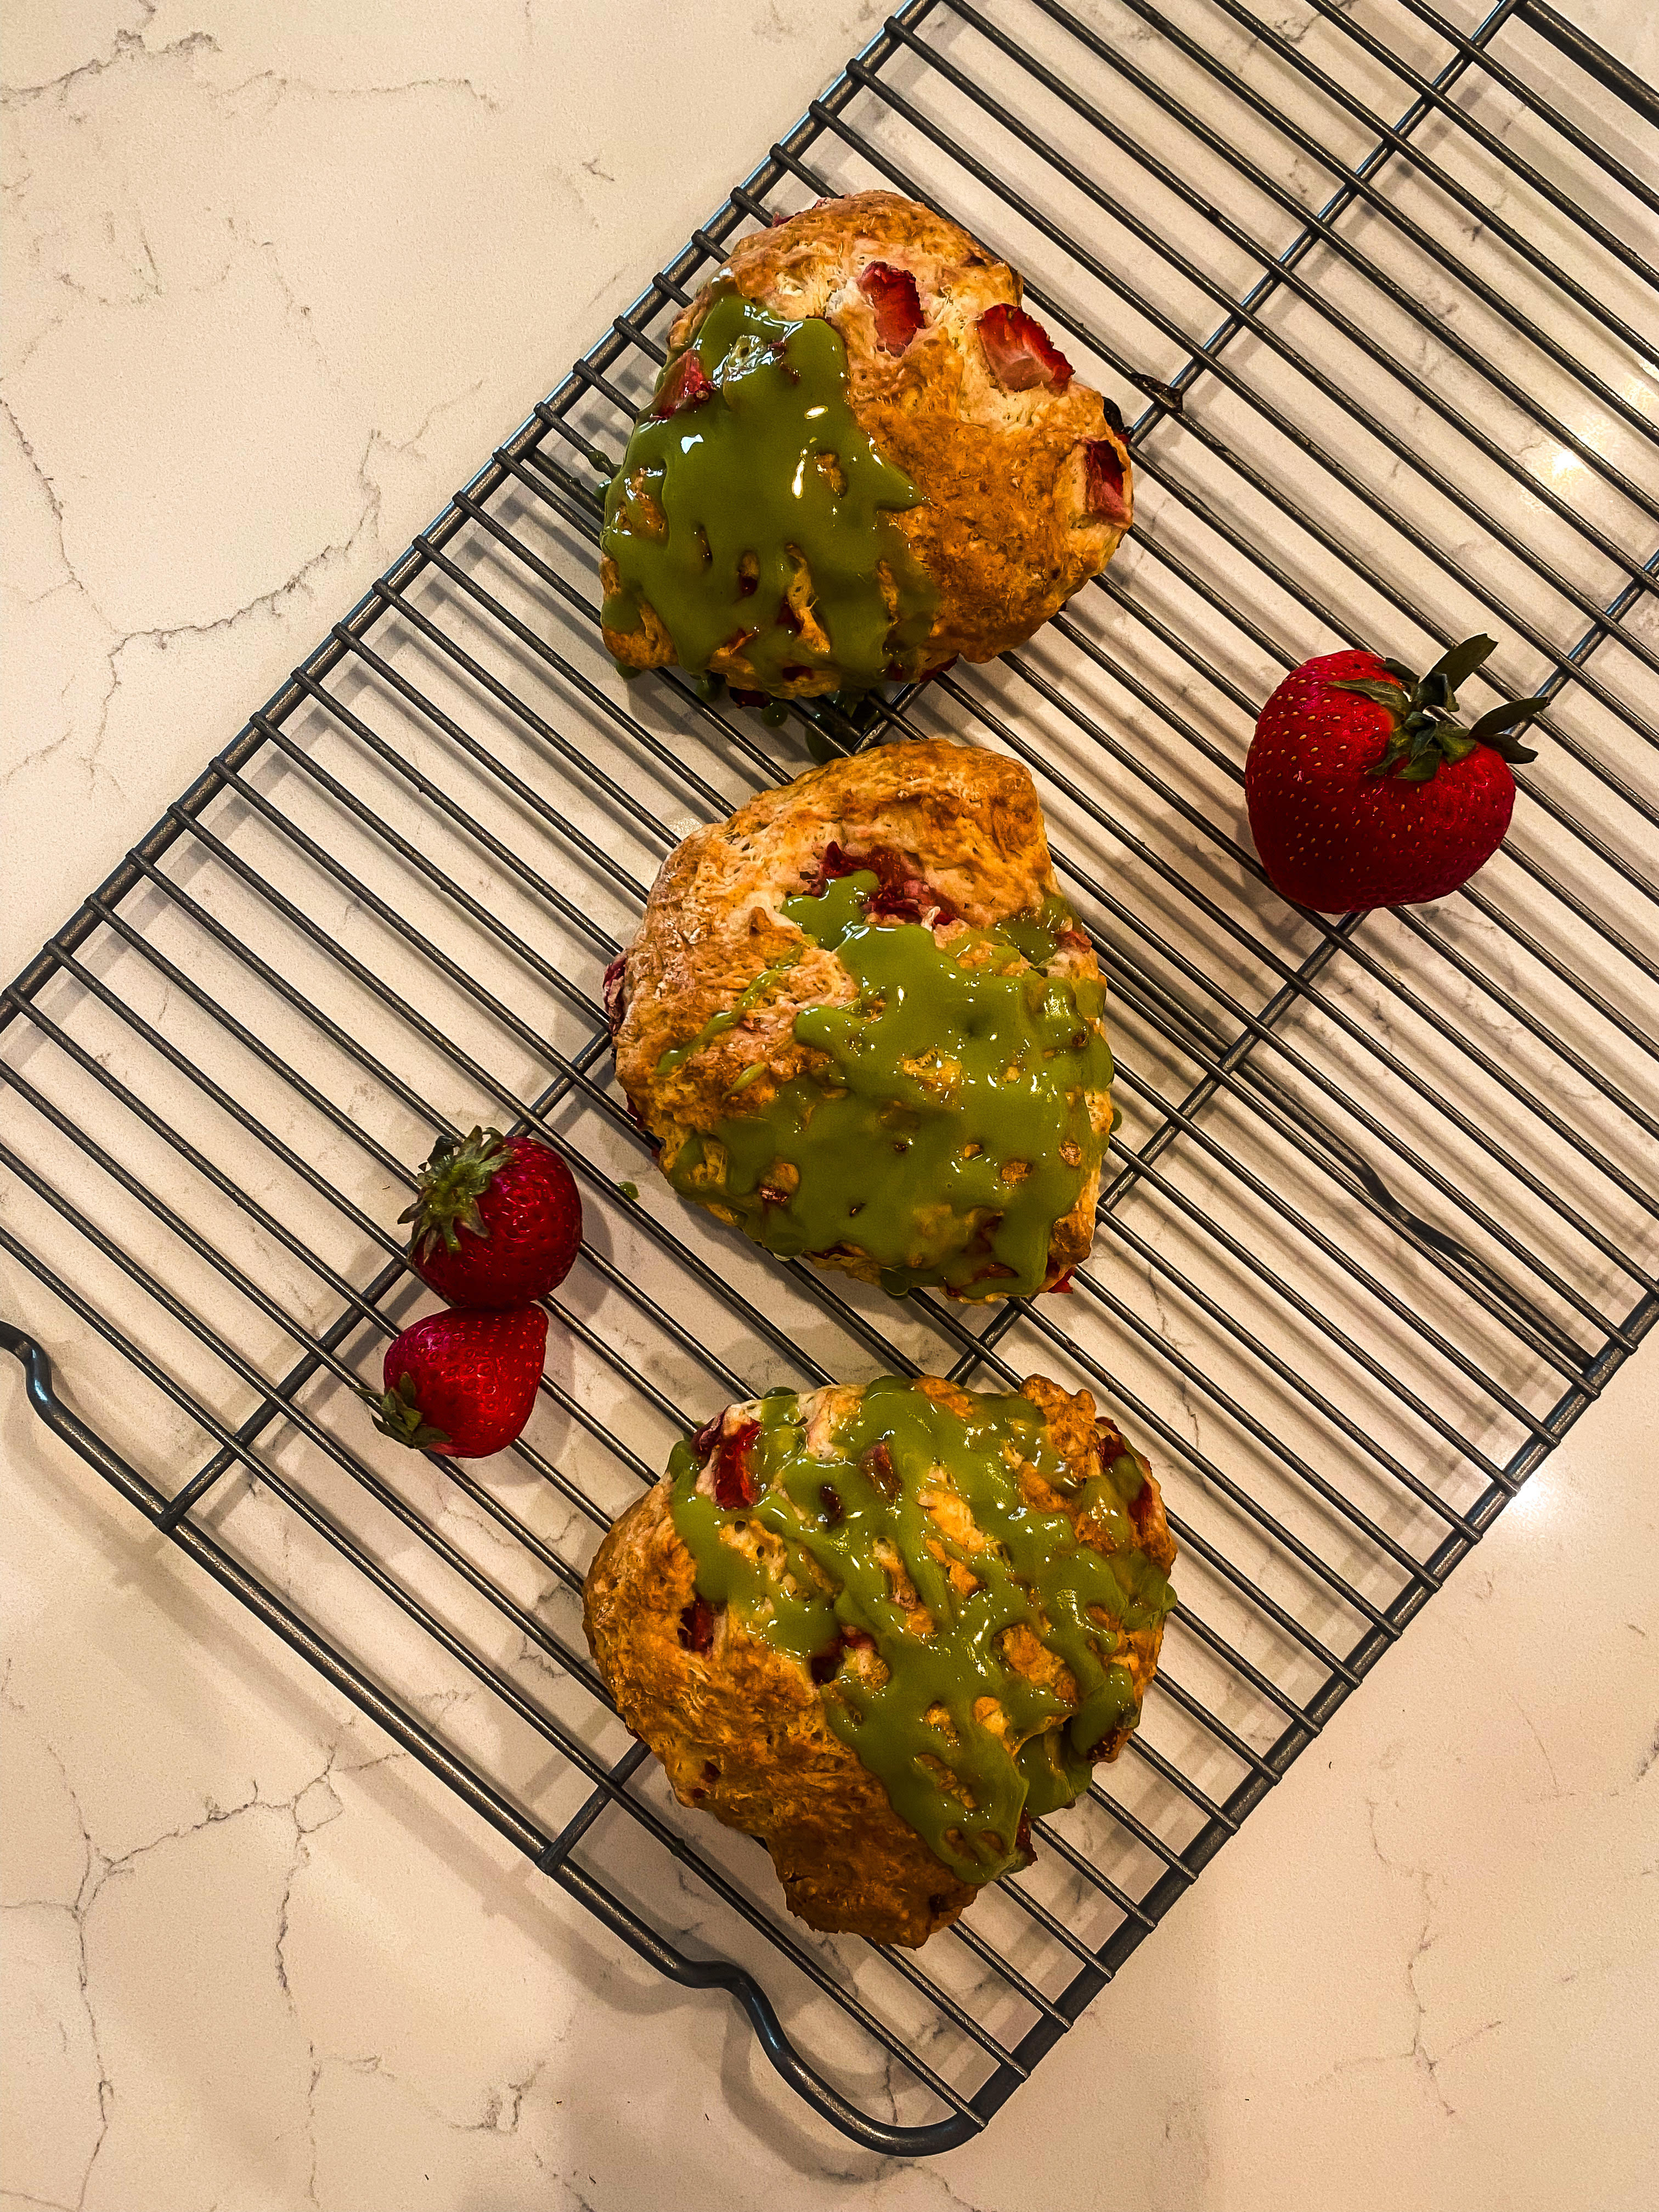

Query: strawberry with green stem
[[1245, 635, 1544, 915], [401, 1126, 582, 1308], [368, 1306, 548, 1459]]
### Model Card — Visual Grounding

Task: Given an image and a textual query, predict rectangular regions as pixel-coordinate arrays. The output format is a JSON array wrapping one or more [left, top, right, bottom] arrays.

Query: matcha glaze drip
[[664, 870, 1114, 1299], [670, 1379, 1175, 1887], [601, 287, 939, 692]]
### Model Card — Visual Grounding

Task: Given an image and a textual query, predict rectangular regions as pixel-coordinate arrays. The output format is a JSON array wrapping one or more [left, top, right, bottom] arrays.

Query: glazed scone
[[607, 740, 1115, 1301], [583, 1373, 1177, 1946], [600, 190, 1132, 699]]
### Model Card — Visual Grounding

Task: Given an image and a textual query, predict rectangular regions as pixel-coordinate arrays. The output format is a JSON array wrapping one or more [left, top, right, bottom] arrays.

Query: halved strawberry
[[648, 348, 715, 419], [1083, 438, 1130, 528], [978, 303, 1073, 393], [858, 262, 926, 355]]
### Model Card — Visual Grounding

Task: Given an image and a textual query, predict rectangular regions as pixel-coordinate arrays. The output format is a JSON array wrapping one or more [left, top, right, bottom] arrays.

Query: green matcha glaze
[[668, 1378, 1174, 1886], [601, 289, 938, 692], [663, 874, 1114, 1300], [656, 949, 802, 1078]]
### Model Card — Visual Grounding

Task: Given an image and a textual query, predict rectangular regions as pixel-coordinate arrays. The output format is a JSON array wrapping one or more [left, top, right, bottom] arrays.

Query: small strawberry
[[1245, 635, 1544, 913], [369, 1306, 547, 1458], [400, 1126, 582, 1307]]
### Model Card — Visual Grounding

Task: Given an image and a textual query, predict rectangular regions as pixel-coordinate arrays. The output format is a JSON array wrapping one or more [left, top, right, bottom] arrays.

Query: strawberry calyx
[[1334, 635, 1544, 786], [399, 1125, 511, 1259], [366, 1372, 451, 1452]]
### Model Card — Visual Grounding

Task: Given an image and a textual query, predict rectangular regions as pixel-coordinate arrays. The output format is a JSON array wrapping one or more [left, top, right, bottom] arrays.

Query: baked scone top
[[670, 1375, 1175, 1885], [600, 191, 1132, 699], [611, 742, 1116, 1301], [583, 1372, 1177, 1943]]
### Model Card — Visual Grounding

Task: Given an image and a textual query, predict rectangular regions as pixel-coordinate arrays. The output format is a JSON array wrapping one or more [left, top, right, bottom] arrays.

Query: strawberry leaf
[[402, 1125, 510, 1256], [1331, 679, 1407, 713], [364, 1374, 450, 1453], [1424, 634, 1497, 696], [1347, 639, 1543, 781], [1476, 731, 1539, 764], [1467, 698, 1545, 761]]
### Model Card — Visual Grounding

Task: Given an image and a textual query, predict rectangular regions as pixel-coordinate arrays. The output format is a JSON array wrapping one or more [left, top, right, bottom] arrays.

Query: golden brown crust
[[583, 1375, 1174, 1946], [603, 191, 1131, 693], [612, 740, 1109, 1294]]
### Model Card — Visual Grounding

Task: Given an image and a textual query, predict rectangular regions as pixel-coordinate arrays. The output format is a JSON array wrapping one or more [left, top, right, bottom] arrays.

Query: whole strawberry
[[400, 1126, 581, 1307], [1245, 635, 1543, 913], [369, 1306, 547, 1458]]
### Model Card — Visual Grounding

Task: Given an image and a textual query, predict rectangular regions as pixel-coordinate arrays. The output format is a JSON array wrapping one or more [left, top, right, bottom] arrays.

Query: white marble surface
[[3, 4, 1657, 2208]]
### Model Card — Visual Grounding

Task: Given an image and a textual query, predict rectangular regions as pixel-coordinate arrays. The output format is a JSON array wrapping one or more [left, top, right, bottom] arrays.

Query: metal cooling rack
[[3, 0, 1656, 2159]]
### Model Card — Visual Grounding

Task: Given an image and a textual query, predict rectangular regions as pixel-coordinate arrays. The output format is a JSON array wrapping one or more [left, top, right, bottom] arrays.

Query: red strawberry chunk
[[678, 1595, 716, 1654], [978, 304, 1073, 393], [1083, 439, 1130, 527], [648, 348, 715, 419], [858, 262, 926, 355], [602, 951, 628, 1041], [861, 1441, 899, 1498], [808, 840, 958, 927], [712, 1419, 761, 1509]]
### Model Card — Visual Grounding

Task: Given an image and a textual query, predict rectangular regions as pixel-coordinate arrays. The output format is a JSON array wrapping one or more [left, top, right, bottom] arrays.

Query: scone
[[607, 740, 1115, 1301], [584, 1373, 1176, 1946], [600, 190, 1132, 698]]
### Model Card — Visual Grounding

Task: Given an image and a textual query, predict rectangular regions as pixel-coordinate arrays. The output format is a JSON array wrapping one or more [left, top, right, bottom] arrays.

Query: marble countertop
[[3, 5, 1656, 2208]]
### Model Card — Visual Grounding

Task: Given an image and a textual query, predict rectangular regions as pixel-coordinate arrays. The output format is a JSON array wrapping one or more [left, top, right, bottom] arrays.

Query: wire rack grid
[[2, 0, 1655, 2159]]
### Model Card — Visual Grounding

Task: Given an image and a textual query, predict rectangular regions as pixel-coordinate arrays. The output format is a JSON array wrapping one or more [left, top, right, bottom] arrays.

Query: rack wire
[[2, 0, 1655, 2158]]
